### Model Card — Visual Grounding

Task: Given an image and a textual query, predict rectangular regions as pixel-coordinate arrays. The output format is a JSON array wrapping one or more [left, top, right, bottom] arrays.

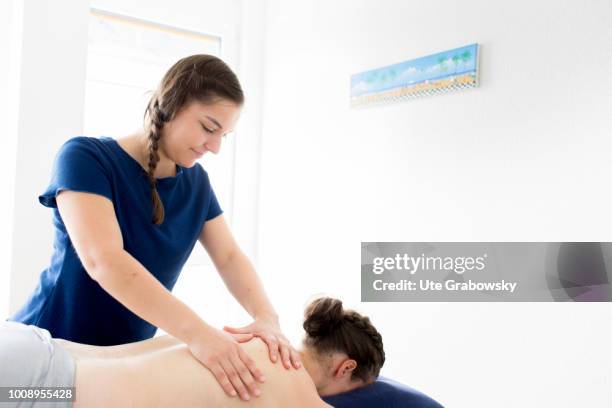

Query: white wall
[[257, 0, 612, 407], [0, 0, 21, 319], [233, 0, 268, 263]]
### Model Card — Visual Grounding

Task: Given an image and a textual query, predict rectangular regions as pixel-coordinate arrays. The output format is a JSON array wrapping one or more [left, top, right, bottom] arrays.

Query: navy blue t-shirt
[[10, 136, 222, 345]]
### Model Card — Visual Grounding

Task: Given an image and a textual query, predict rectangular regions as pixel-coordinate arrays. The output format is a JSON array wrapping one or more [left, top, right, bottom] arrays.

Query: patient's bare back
[[73, 336, 330, 408]]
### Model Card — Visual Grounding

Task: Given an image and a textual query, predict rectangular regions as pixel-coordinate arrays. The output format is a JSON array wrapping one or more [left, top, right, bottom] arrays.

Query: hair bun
[[303, 297, 344, 338]]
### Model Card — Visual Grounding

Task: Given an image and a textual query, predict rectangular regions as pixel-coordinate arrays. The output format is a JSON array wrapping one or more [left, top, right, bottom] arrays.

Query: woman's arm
[[199, 215, 277, 321], [199, 215, 301, 369], [56, 191, 211, 345], [56, 190, 264, 400]]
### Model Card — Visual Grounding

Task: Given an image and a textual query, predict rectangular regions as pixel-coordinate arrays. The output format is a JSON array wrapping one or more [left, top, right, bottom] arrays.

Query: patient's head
[[299, 297, 385, 397]]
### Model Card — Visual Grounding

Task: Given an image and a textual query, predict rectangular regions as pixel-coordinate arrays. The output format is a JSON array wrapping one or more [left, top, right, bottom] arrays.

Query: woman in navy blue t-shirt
[[11, 54, 298, 401]]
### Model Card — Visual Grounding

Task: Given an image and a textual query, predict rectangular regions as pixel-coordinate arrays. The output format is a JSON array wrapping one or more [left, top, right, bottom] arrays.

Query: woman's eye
[[202, 125, 214, 133]]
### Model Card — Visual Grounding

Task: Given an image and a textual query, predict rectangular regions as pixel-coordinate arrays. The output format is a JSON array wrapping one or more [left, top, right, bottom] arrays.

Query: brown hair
[[143, 54, 244, 225], [303, 297, 385, 383]]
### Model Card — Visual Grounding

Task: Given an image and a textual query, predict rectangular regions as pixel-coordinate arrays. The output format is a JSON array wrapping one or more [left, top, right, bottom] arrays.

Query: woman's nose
[[205, 139, 221, 154]]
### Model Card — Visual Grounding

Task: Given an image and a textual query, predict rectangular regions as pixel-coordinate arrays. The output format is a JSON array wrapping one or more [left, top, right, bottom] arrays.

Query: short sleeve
[[39, 137, 114, 208], [205, 182, 223, 221], [203, 167, 223, 222]]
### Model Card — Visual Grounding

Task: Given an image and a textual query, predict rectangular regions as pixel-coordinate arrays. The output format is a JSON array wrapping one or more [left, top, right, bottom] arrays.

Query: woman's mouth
[[191, 148, 205, 158]]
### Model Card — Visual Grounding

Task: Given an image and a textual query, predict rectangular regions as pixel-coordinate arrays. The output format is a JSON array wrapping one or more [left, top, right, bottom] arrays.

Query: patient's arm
[[71, 336, 331, 408]]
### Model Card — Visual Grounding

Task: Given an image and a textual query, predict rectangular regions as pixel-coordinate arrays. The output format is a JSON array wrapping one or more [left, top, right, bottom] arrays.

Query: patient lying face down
[[17, 297, 385, 407], [299, 296, 385, 398]]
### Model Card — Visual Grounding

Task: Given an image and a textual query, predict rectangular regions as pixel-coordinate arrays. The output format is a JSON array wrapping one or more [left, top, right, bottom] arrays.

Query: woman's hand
[[187, 324, 266, 401], [223, 317, 302, 370]]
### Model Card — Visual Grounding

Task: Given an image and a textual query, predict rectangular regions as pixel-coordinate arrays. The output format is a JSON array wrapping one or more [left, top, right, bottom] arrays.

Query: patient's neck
[[299, 348, 368, 397], [317, 376, 367, 397]]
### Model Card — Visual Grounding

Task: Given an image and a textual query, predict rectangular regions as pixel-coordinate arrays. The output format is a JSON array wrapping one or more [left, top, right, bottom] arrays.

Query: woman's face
[[160, 98, 241, 168]]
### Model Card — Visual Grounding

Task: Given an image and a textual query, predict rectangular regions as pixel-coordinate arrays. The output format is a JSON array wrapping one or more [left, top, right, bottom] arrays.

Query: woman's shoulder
[[54, 136, 114, 161], [57, 136, 143, 175], [185, 161, 211, 182], [60, 135, 106, 148]]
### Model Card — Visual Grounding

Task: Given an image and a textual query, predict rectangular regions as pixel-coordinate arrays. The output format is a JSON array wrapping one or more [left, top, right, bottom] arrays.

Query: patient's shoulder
[[239, 337, 302, 378], [239, 336, 270, 359], [240, 337, 330, 407]]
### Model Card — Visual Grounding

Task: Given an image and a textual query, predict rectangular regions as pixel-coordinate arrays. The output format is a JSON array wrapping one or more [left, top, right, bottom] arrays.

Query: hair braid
[[343, 311, 386, 370], [145, 99, 167, 225]]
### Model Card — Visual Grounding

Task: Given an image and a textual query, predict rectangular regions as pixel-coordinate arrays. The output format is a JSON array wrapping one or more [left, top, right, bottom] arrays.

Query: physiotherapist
[[10, 54, 298, 402]]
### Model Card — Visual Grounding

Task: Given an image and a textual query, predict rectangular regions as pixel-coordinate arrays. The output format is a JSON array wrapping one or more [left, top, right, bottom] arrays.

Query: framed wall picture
[[350, 43, 480, 108]]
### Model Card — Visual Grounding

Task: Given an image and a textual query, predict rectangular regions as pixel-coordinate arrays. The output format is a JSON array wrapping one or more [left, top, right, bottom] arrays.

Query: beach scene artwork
[[350, 43, 480, 108]]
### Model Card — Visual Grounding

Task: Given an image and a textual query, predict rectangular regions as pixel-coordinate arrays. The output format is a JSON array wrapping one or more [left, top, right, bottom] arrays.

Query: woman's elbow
[[81, 249, 128, 283]]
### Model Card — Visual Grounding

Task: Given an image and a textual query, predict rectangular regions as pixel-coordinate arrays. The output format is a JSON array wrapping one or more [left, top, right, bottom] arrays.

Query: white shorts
[[0, 321, 75, 407]]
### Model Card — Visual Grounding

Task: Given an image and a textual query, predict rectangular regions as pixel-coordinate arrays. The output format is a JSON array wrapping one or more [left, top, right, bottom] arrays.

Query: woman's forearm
[[217, 249, 278, 322], [90, 249, 209, 343]]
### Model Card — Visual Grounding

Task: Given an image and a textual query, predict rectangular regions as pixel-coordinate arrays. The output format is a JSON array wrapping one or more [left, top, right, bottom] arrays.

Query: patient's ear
[[334, 358, 357, 379]]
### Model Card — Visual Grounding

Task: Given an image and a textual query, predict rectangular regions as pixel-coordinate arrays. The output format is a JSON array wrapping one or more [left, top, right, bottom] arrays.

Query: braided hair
[[303, 297, 385, 382], [142, 54, 244, 225]]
